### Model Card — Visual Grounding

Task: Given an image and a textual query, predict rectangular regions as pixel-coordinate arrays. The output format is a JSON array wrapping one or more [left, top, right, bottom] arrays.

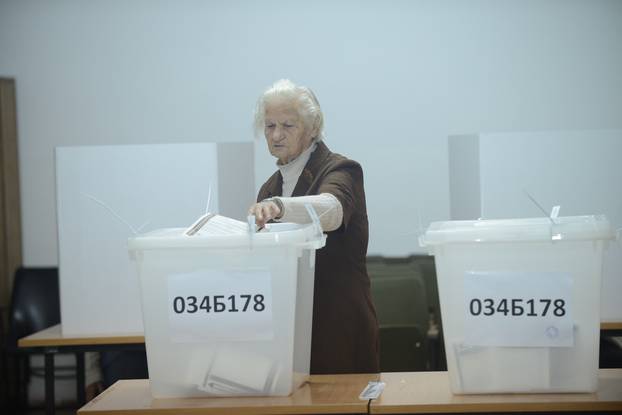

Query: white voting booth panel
[[421, 216, 615, 394], [55, 143, 254, 335], [128, 224, 325, 398], [448, 131, 622, 322]]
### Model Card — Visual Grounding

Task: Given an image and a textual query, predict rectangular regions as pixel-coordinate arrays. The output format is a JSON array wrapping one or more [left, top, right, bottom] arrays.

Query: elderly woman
[[248, 79, 379, 374]]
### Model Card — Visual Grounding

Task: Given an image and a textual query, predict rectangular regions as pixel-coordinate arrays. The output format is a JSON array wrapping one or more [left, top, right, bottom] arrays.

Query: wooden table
[[77, 371, 622, 414], [78, 374, 379, 414], [18, 324, 145, 415], [601, 321, 622, 336], [370, 370, 622, 413], [601, 322, 622, 331], [22, 324, 622, 415], [18, 324, 145, 348]]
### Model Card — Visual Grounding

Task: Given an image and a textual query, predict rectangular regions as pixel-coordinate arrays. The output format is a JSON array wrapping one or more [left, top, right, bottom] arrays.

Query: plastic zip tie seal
[[359, 381, 385, 400]]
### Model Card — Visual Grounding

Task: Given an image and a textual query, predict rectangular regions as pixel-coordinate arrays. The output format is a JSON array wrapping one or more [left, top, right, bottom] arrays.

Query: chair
[[368, 256, 430, 372], [378, 325, 427, 372], [600, 334, 622, 368], [5, 267, 63, 410], [368, 257, 428, 330], [412, 255, 447, 370]]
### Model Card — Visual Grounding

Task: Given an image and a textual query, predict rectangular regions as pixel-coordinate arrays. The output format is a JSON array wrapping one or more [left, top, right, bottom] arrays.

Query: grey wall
[[1, 0, 621, 265]]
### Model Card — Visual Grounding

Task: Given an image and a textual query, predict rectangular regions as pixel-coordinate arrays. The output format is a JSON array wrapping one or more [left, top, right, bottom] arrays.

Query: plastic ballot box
[[128, 218, 326, 398], [420, 215, 616, 394]]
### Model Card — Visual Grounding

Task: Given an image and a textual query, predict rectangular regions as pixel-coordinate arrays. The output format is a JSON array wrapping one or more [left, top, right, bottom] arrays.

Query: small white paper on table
[[168, 269, 273, 343], [464, 271, 573, 347]]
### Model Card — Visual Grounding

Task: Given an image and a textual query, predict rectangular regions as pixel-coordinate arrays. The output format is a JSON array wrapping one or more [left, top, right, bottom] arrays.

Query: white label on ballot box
[[464, 271, 573, 347], [167, 269, 274, 342]]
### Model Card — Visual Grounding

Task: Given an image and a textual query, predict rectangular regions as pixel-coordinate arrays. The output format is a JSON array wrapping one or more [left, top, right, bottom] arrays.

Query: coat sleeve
[[315, 160, 364, 232], [256, 172, 280, 202], [257, 183, 269, 203]]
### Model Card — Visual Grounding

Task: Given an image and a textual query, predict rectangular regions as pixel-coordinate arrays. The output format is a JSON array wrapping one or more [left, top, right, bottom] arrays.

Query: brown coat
[[257, 141, 380, 374]]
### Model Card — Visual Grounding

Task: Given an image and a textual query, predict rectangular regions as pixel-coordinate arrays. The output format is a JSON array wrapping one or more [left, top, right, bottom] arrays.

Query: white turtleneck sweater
[[272, 142, 343, 232]]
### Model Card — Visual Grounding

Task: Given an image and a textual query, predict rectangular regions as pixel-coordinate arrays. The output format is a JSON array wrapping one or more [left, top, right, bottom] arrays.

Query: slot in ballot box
[[420, 215, 616, 394], [128, 221, 326, 398]]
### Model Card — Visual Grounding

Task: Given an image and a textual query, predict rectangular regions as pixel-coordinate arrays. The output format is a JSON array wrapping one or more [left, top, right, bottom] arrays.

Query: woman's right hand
[[248, 200, 282, 228]]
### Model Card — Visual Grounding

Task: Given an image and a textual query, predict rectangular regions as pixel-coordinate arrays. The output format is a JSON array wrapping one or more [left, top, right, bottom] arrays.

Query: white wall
[[1, 0, 621, 265]]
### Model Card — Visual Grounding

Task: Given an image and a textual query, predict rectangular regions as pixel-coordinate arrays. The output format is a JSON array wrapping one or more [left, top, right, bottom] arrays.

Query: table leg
[[44, 352, 55, 415], [76, 351, 86, 405]]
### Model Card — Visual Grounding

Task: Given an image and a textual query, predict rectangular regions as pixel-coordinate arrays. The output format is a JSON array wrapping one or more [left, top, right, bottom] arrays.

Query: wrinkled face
[[264, 99, 314, 164]]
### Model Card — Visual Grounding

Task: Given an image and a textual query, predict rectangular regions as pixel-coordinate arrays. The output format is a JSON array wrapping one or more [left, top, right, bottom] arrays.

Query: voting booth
[[420, 215, 615, 394], [128, 221, 326, 398], [448, 131, 622, 323], [55, 142, 254, 335]]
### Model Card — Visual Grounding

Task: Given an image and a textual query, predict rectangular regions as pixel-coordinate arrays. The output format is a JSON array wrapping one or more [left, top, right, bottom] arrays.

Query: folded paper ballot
[[185, 213, 251, 236], [185, 203, 323, 237], [197, 348, 280, 395]]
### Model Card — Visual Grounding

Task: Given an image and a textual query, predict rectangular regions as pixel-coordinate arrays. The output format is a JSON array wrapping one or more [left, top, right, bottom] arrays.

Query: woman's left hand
[[248, 200, 282, 228]]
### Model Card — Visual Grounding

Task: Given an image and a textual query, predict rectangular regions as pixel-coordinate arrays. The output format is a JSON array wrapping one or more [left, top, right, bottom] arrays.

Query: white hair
[[254, 79, 325, 141]]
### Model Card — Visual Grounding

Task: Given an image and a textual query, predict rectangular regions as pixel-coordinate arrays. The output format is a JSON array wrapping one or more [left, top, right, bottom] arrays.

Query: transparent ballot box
[[420, 215, 615, 394], [128, 220, 325, 398]]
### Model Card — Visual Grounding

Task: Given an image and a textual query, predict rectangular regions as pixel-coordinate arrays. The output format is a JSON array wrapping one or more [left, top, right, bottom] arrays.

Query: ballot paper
[[185, 213, 251, 236], [197, 348, 280, 395]]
